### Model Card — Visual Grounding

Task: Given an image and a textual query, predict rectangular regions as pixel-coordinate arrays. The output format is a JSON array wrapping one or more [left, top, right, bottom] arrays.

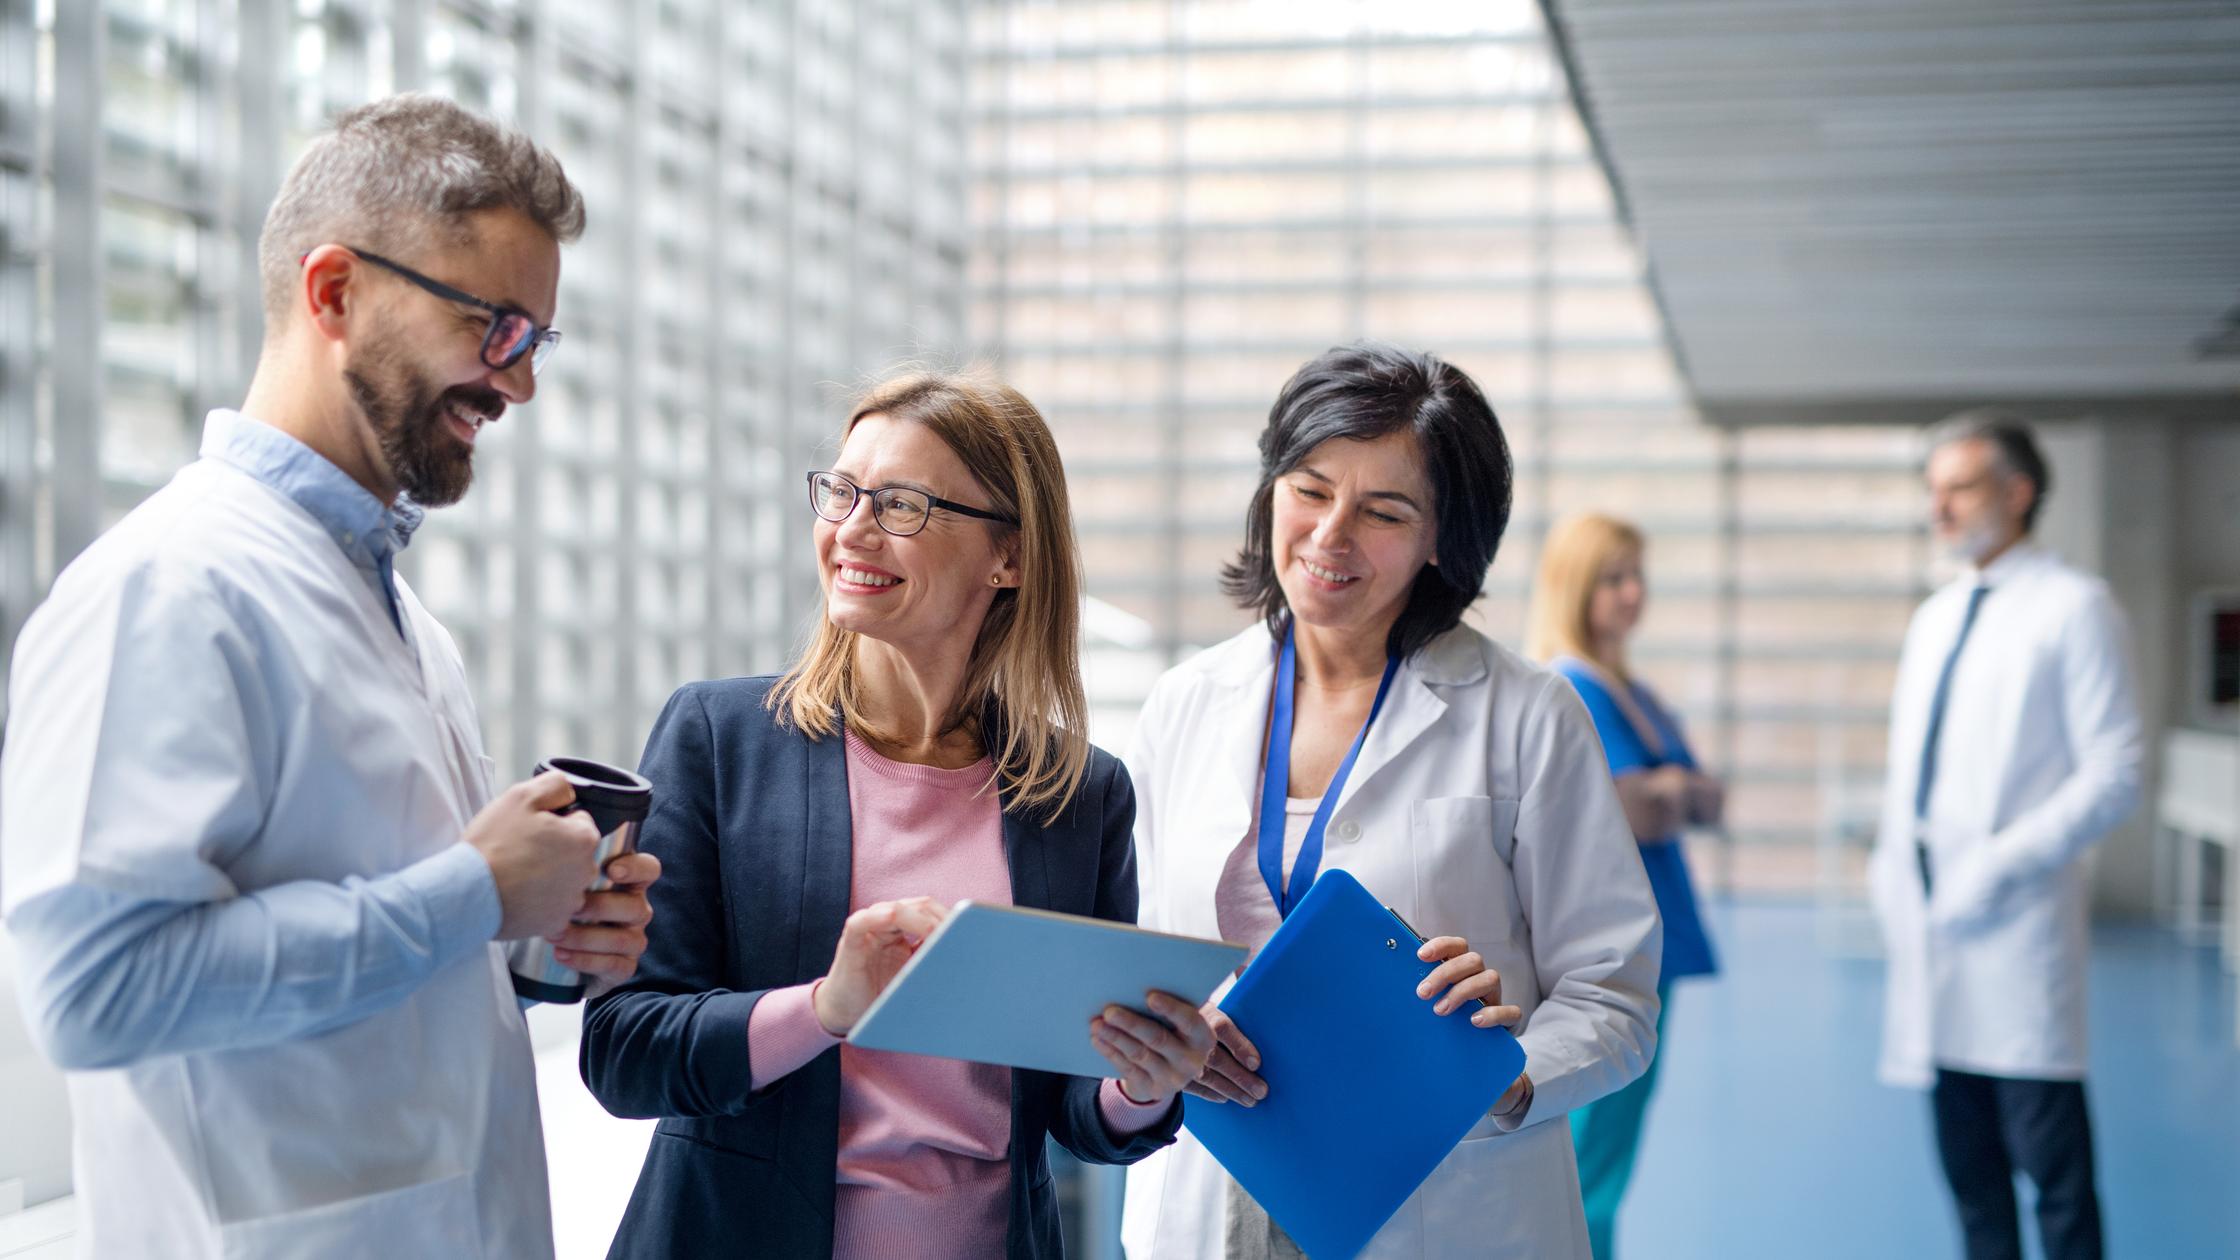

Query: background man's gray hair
[[256, 93, 585, 334], [1928, 407, 2052, 533]]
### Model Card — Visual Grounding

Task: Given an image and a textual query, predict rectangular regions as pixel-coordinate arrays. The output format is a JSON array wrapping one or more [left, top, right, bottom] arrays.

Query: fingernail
[[1245, 1055, 1259, 1070]]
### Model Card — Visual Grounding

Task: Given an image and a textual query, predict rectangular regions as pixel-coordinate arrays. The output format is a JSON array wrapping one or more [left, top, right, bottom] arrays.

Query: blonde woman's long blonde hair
[[1523, 511, 1645, 677], [768, 369, 1091, 821]]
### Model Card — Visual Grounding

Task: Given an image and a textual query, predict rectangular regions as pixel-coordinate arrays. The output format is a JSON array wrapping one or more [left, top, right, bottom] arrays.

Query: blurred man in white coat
[[1870, 411, 2142, 1260], [1, 95, 659, 1258]]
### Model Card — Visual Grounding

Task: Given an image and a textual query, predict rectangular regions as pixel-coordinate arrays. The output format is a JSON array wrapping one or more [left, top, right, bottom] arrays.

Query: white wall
[[2036, 412, 2239, 917], [2173, 421, 2240, 728]]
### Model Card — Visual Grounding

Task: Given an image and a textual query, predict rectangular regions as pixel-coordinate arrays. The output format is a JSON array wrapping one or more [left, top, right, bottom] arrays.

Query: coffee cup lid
[[538, 756, 652, 817]]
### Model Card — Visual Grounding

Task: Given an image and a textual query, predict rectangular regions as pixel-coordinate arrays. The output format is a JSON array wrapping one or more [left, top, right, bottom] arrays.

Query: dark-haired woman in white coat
[[1119, 343, 1663, 1260]]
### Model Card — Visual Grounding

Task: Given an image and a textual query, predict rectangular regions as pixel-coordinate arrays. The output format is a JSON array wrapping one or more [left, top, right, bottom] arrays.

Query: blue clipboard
[[1183, 868, 1527, 1260]]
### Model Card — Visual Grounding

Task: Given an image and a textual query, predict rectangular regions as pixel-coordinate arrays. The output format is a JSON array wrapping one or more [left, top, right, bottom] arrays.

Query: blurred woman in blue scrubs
[[1525, 512, 1722, 1260]]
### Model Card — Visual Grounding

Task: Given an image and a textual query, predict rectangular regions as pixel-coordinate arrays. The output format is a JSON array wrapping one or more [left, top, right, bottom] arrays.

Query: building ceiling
[[1541, 0, 2240, 424]]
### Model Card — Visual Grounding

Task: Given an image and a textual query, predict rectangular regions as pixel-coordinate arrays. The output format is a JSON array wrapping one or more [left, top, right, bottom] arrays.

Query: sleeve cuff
[[746, 980, 844, 1092], [1098, 1078, 1177, 1136], [396, 841, 503, 961], [1489, 1073, 1536, 1133]]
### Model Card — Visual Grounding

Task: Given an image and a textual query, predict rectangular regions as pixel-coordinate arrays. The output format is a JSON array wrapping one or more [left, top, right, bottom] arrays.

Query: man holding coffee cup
[[0, 95, 658, 1258]]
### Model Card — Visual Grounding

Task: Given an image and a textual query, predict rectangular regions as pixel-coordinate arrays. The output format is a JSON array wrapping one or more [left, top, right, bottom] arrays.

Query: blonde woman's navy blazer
[[581, 676, 1179, 1260]]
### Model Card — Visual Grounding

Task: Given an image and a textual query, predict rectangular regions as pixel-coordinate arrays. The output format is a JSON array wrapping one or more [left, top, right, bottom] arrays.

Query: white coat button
[[1335, 820, 1361, 842]]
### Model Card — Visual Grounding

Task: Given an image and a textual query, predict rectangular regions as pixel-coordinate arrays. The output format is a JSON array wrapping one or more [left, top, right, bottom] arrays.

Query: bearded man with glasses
[[1, 94, 661, 1258]]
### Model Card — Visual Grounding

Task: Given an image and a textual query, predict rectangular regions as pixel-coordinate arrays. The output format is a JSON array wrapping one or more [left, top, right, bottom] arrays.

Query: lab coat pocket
[[1410, 796, 1523, 946], [1414, 1121, 1587, 1259], [219, 1170, 481, 1260]]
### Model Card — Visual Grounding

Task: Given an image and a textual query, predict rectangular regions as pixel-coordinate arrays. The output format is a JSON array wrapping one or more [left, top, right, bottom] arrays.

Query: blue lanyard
[[1258, 624, 1401, 917]]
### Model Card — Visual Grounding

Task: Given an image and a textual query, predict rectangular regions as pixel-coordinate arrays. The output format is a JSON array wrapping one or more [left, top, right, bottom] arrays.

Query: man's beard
[[343, 344, 501, 508], [1941, 518, 2005, 565]]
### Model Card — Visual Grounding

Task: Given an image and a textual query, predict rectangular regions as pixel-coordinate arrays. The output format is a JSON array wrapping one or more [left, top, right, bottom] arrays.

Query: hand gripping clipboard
[[1182, 868, 1528, 1260], [846, 900, 1246, 1079]]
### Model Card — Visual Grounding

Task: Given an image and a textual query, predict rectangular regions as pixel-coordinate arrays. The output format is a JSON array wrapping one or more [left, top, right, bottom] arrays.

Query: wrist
[[1494, 1073, 1533, 1120], [1115, 1077, 1164, 1107], [809, 977, 849, 1038]]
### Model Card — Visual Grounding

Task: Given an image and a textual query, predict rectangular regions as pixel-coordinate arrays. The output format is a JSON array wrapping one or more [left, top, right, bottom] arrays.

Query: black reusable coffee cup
[[504, 755, 654, 1005]]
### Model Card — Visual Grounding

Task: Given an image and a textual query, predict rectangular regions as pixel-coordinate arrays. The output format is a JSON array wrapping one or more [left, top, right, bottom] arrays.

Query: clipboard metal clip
[[1382, 904, 1489, 1011], [1383, 905, 1425, 943]]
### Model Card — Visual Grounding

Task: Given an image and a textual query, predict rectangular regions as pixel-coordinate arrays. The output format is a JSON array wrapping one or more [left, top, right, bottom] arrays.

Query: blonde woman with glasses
[[581, 371, 1215, 1260], [1525, 511, 1723, 1260]]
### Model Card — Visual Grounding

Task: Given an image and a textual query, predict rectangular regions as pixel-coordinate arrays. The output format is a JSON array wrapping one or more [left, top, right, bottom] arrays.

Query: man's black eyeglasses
[[315, 247, 562, 375], [806, 470, 1018, 537]]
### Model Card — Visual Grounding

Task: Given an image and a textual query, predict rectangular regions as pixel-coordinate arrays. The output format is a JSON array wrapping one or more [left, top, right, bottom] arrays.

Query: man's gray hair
[[257, 93, 585, 332], [1927, 407, 2051, 532]]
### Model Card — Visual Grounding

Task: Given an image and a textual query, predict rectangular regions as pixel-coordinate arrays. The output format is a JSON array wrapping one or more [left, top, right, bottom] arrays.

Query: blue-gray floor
[[1622, 901, 2240, 1259]]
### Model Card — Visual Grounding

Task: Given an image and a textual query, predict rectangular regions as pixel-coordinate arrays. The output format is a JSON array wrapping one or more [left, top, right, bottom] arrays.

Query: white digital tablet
[[846, 900, 1247, 1079]]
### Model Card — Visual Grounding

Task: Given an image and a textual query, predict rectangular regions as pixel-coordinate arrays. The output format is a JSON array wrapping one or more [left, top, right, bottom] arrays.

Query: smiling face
[[815, 412, 1019, 656], [1269, 431, 1440, 643], [333, 207, 560, 506]]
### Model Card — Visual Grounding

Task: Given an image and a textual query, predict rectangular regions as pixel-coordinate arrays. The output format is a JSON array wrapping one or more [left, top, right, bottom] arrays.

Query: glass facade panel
[[6, 0, 968, 781]]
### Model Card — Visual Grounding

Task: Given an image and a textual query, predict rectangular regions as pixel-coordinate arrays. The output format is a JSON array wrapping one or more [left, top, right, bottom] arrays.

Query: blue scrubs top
[[1552, 657, 1719, 981]]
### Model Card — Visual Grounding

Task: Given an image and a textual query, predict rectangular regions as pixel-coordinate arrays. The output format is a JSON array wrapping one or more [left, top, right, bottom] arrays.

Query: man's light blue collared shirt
[[5, 410, 506, 1071], [199, 408, 426, 634]]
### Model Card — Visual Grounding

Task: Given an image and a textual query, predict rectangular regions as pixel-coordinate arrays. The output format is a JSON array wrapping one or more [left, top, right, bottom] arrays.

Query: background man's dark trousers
[[1932, 1067, 2103, 1260]]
